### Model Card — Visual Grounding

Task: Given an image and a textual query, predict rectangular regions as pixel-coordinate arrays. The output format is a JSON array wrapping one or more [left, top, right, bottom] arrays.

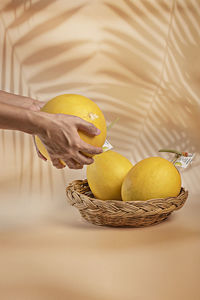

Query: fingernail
[[41, 156, 47, 161], [96, 128, 101, 135]]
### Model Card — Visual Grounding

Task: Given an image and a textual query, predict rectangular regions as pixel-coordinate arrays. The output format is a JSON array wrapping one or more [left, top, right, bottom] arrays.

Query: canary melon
[[35, 94, 107, 161], [121, 157, 181, 201], [87, 150, 133, 200]]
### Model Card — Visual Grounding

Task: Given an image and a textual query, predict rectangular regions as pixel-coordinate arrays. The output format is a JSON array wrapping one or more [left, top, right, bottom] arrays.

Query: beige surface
[[0, 197, 200, 300], [0, 1, 200, 299]]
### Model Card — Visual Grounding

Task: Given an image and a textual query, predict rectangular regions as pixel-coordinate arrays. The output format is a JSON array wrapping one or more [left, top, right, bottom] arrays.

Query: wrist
[[0, 90, 44, 111], [30, 110, 50, 136], [0, 101, 51, 135], [29, 99, 43, 112]]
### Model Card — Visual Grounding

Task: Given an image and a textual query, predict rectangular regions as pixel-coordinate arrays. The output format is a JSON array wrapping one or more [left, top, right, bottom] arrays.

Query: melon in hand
[[35, 94, 107, 161]]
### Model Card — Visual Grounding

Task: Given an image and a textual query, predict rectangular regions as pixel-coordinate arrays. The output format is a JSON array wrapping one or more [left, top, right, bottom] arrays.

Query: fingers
[[66, 159, 83, 169], [50, 157, 65, 169], [35, 114, 104, 169], [76, 118, 101, 136], [70, 128, 103, 156], [79, 140, 103, 155], [49, 151, 84, 169], [74, 152, 94, 165], [51, 151, 93, 170]]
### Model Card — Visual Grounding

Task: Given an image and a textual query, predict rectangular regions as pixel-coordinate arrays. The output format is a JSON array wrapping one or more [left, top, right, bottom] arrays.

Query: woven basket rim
[[66, 179, 188, 204], [66, 179, 188, 227]]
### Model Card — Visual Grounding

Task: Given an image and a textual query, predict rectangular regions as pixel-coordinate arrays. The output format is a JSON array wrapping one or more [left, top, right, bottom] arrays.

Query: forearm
[[0, 102, 44, 135], [0, 90, 44, 111]]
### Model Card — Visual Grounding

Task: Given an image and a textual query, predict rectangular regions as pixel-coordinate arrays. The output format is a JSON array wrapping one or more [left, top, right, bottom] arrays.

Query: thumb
[[76, 118, 101, 136]]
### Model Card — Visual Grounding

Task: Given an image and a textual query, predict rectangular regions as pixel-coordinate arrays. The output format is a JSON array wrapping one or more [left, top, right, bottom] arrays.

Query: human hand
[[36, 113, 103, 169]]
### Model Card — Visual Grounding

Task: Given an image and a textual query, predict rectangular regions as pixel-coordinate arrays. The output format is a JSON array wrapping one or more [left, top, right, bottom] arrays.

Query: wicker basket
[[66, 179, 188, 227]]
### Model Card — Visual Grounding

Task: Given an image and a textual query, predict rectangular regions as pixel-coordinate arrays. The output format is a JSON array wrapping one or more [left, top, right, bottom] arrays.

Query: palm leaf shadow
[[22, 40, 90, 65], [28, 55, 92, 84], [13, 4, 85, 48], [101, 40, 158, 85], [102, 1, 173, 92], [37, 82, 91, 94], [101, 1, 175, 158], [6, 0, 56, 29], [105, 1, 174, 147], [0, 0, 22, 12], [102, 0, 200, 179], [105, 1, 164, 47]]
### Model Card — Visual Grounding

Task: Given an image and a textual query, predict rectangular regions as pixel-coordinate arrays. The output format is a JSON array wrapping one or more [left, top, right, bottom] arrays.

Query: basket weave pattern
[[66, 179, 188, 227]]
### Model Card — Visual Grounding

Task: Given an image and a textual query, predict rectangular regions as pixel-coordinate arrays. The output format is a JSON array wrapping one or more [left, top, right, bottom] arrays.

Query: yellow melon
[[121, 157, 181, 201], [35, 94, 107, 161], [87, 150, 133, 200]]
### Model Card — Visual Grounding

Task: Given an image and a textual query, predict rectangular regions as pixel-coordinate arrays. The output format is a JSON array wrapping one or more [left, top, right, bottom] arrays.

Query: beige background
[[0, 0, 200, 299]]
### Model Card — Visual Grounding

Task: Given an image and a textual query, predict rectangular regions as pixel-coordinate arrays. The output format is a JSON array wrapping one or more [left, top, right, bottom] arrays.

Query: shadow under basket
[[66, 179, 188, 227]]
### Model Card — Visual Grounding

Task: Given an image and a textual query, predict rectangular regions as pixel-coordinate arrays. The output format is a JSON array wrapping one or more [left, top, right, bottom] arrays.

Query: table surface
[[0, 193, 199, 300]]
